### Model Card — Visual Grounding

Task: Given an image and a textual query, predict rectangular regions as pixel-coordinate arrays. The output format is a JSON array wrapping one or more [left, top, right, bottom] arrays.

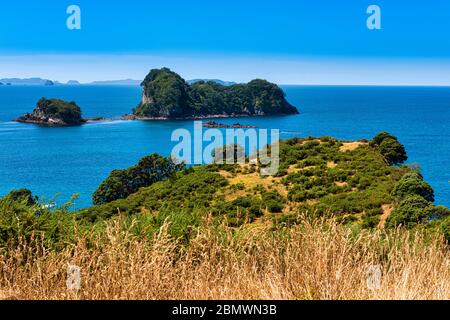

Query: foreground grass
[[1, 215, 448, 300]]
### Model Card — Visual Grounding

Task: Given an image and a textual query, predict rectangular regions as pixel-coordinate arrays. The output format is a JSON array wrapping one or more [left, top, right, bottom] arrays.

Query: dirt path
[[378, 204, 393, 229]]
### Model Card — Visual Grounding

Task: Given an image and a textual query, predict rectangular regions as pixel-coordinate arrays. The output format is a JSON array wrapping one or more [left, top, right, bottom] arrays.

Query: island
[[125, 68, 299, 119], [0, 78, 54, 86], [202, 121, 257, 129], [66, 80, 81, 85], [16, 98, 88, 126]]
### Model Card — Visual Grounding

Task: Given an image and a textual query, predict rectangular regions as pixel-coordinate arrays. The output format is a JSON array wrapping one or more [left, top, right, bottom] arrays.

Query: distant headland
[[126, 68, 299, 120], [15, 98, 104, 126]]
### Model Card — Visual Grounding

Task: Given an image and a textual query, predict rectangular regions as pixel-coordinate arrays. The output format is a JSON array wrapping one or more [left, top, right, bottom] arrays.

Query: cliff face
[[16, 98, 85, 126], [133, 68, 299, 118]]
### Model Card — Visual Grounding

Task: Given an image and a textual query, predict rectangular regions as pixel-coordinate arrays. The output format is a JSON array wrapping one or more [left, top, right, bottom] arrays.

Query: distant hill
[[187, 79, 237, 86], [66, 80, 81, 85], [89, 79, 142, 86], [0, 78, 54, 86]]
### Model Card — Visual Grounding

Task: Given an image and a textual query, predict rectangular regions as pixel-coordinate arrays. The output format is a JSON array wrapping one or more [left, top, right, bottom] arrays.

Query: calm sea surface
[[0, 85, 449, 208]]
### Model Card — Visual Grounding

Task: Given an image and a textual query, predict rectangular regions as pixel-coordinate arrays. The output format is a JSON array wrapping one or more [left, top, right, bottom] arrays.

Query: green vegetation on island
[[16, 97, 85, 126], [132, 68, 299, 118]]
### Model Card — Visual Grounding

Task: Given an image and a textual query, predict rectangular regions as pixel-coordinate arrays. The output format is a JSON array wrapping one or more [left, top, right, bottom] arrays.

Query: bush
[[439, 216, 450, 242], [371, 132, 408, 165], [386, 195, 434, 228], [371, 132, 397, 146], [392, 172, 434, 202], [262, 191, 285, 213], [432, 206, 450, 219], [93, 154, 184, 205], [5, 189, 38, 206]]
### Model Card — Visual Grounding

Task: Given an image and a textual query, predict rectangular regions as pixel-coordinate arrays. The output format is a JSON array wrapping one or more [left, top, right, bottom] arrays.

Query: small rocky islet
[[15, 98, 105, 126]]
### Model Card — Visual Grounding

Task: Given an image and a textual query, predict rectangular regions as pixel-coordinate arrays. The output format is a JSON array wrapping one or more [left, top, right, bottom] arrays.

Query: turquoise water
[[0, 85, 449, 208]]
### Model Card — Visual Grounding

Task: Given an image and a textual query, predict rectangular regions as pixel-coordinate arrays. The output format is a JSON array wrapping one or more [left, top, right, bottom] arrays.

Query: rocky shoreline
[[202, 121, 257, 129], [15, 114, 106, 126], [121, 113, 279, 121]]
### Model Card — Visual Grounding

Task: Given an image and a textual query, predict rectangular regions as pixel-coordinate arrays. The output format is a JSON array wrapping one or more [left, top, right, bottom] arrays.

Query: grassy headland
[[0, 134, 449, 299]]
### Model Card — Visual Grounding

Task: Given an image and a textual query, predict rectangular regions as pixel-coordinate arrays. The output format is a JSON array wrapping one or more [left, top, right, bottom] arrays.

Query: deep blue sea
[[0, 85, 449, 208]]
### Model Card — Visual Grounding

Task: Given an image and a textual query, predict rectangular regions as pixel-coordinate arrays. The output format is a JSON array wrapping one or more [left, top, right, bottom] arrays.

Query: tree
[[370, 132, 397, 146], [92, 154, 184, 205], [385, 195, 434, 228], [5, 189, 38, 206], [392, 172, 434, 202], [371, 132, 407, 165]]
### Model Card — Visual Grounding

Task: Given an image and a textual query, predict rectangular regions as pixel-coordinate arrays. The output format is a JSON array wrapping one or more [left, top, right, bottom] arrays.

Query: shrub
[[371, 132, 408, 165], [262, 191, 285, 213], [93, 154, 184, 205], [392, 172, 434, 202], [4, 189, 38, 206], [370, 132, 397, 146], [439, 216, 450, 242], [432, 206, 450, 219], [386, 195, 434, 228]]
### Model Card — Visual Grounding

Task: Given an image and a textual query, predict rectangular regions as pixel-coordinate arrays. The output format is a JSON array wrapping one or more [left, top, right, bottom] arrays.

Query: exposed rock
[[202, 121, 257, 129]]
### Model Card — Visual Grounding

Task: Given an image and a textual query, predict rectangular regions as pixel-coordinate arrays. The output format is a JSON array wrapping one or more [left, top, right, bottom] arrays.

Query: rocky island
[[126, 68, 299, 120], [16, 98, 88, 126], [202, 121, 257, 129]]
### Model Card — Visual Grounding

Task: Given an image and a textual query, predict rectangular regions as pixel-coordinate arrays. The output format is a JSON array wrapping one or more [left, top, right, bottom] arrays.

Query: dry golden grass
[[340, 141, 367, 152], [221, 170, 288, 199], [0, 216, 448, 300]]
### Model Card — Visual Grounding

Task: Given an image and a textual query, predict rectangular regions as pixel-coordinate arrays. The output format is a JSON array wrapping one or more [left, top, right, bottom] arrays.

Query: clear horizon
[[1, 54, 450, 86], [1, 1, 450, 85]]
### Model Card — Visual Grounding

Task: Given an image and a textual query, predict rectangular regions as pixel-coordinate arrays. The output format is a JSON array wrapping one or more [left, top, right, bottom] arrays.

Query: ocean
[[0, 85, 449, 208]]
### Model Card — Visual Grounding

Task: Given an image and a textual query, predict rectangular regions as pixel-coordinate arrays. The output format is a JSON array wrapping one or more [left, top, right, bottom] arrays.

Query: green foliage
[[432, 206, 450, 219], [438, 216, 450, 242], [135, 68, 191, 117], [92, 154, 184, 205], [370, 132, 397, 146], [392, 171, 434, 202], [83, 167, 228, 222], [361, 208, 382, 228], [5, 189, 38, 206], [35, 98, 82, 124], [212, 196, 263, 226], [3, 135, 449, 249], [279, 137, 404, 219], [371, 132, 407, 165], [134, 68, 298, 118], [386, 195, 434, 228], [213, 144, 245, 164], [0, 194, 83, 249], [262, 191, 285, 213]]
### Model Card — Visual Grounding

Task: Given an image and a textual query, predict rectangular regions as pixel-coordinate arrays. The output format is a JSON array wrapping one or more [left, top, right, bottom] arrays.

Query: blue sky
[[0, 0, 450, 84]]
